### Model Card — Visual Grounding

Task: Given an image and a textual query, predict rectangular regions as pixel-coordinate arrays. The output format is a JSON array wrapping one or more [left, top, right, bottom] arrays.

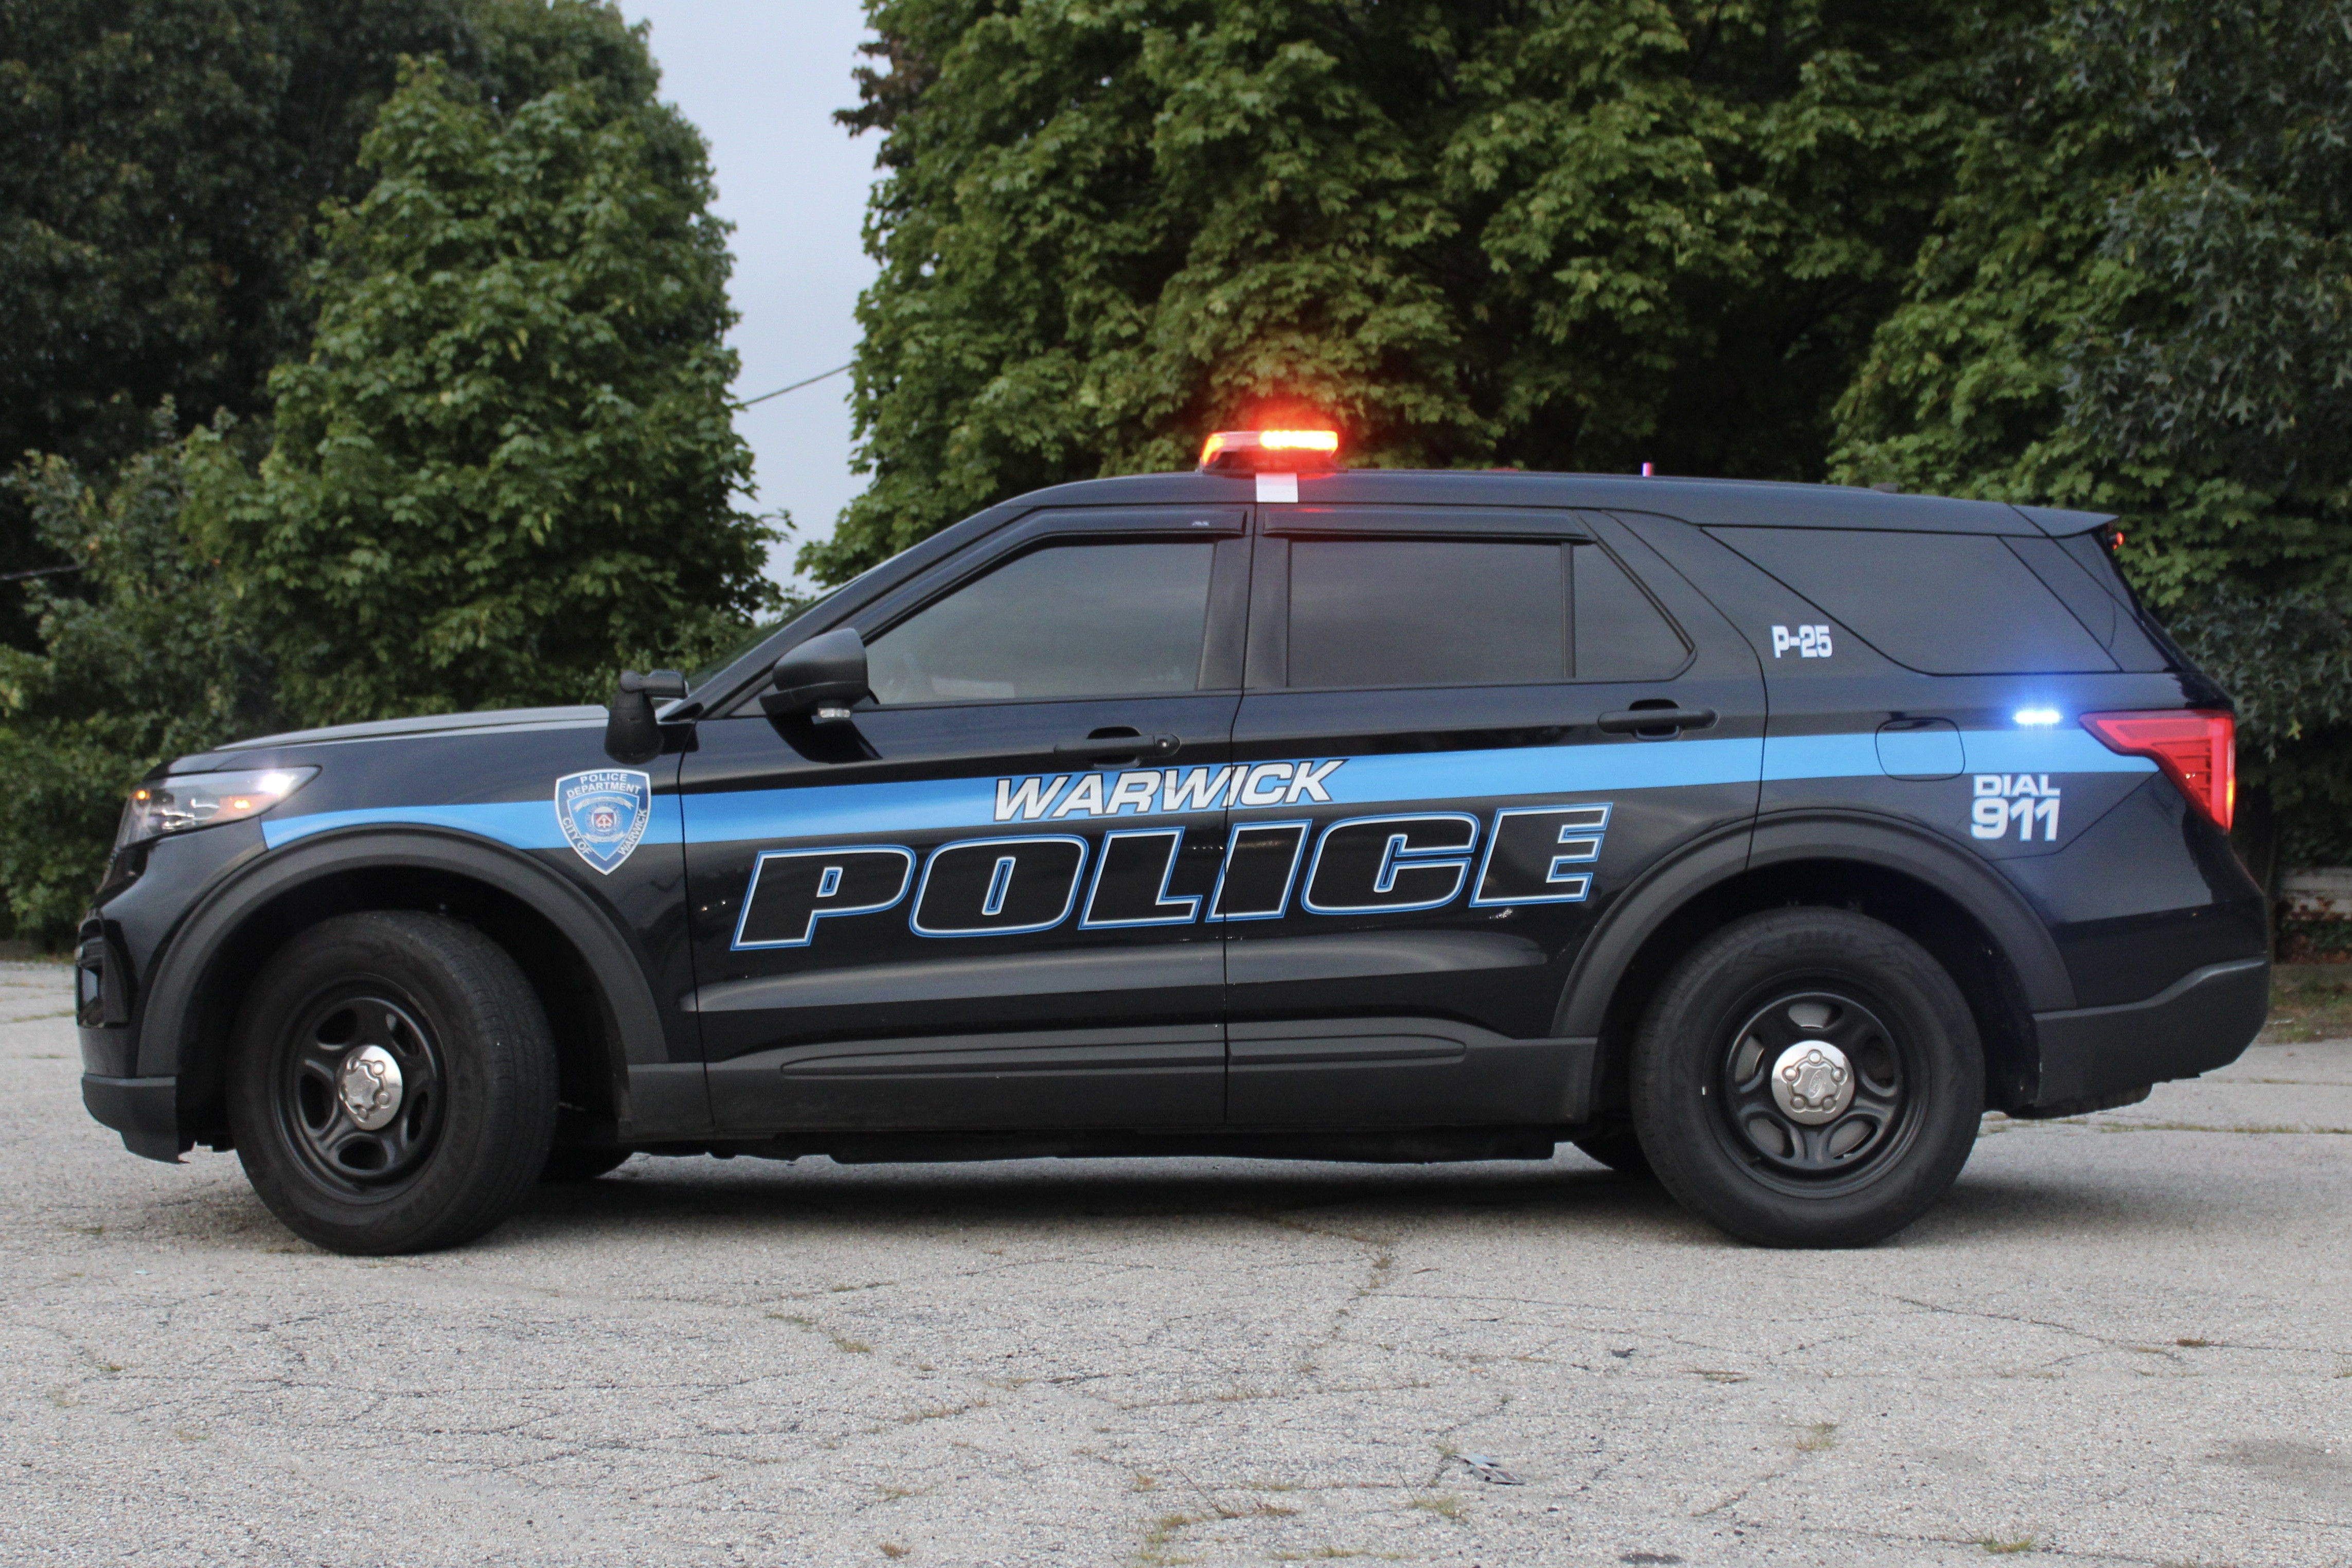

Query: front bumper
[[2025, 956, 2269, 1114], [81, 1074, 185, 1163]]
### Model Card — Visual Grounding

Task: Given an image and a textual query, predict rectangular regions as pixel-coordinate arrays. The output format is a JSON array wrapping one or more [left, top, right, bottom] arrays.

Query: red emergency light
[[1198, 429, 1341, 474]]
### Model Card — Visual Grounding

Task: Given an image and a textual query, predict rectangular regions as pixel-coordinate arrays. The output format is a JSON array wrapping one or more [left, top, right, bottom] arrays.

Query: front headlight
[[116, 768, 319, 848]]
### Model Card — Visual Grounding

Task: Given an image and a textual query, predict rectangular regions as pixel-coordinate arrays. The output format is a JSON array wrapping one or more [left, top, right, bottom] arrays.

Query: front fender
[[132, 825, 693, 1135]]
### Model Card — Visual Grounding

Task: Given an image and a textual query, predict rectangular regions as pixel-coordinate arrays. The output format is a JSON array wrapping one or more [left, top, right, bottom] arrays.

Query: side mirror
[[604, 668, 687, 764], [762, 627, 870, 722]]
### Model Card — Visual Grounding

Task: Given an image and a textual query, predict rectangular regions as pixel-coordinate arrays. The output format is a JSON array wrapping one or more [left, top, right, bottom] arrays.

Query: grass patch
[[1795, 1421, 1840, 1452], [2262, 963, 2352, 1041], [1409, 1493, 1465, 1520], [1978, 1537, 2035, 1554]]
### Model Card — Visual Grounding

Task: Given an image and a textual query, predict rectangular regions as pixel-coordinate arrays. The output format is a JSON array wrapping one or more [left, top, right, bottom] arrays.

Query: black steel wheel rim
[[1711, 983, 1920, 1191], [273, 984, 447, 1196]]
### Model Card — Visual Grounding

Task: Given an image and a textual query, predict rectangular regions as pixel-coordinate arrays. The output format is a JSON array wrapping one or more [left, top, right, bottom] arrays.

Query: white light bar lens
[[2014, 708, 2061, 726], [116, 767, 319, 848]]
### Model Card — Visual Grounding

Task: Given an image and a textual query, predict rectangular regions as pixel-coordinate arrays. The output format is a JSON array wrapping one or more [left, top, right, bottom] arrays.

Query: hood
[[168, 706, 606, 773]]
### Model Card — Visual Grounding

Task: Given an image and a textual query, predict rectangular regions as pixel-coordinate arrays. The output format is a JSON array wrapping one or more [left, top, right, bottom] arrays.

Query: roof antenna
[[1641, 461, 1654, 477]]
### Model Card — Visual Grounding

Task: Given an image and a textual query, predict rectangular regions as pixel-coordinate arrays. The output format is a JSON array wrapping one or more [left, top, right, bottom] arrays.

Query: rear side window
[[1708, 528, 2117, 674], [868, 540, 1217, 703], [1576, 543, 1690, 680], [1287, 539, 1566, 687], [1282, 539, 1689, 688]]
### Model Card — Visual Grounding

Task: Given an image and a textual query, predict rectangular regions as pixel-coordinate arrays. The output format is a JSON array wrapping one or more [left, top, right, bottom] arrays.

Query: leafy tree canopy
[[188, 38, 778, 725], [0, 0, 485, 599], [811, 0, 1997, 583], [1829, 0, 2352, 870], [0, 411, 264, 937]]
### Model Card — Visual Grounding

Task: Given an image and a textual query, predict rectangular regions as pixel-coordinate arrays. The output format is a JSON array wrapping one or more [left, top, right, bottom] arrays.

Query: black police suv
[[76, 431, 2269, 1255]]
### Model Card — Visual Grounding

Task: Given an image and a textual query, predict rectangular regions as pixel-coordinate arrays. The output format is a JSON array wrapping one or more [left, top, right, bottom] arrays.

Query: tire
[[227, 912, 557, 1256], [1629, 908, 1983, 1248], [1569, 1122, 1654, 1178], [541, 1146, 633, 1183]]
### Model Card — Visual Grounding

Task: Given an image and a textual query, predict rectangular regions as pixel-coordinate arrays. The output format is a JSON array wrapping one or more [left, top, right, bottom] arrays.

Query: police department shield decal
[[555, 769, 652, 874]]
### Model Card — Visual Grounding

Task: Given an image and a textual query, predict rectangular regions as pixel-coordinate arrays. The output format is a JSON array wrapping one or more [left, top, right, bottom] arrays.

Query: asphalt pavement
[[4, 958, 2348, 1567]]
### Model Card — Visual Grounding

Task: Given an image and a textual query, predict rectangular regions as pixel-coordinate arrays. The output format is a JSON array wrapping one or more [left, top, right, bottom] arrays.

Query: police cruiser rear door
[[1223, 506, 1766, 1127]]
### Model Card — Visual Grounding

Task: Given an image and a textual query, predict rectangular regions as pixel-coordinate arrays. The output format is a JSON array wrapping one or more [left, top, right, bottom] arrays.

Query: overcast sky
[[615, 2, 882, 591]]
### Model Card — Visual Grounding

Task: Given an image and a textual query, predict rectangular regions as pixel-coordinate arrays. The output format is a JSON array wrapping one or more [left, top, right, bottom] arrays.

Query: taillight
[[2080, 710, 2235, 830]]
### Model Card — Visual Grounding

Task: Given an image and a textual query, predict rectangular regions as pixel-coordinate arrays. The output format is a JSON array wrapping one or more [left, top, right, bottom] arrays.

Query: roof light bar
[[1198, 429, 1341, 474]]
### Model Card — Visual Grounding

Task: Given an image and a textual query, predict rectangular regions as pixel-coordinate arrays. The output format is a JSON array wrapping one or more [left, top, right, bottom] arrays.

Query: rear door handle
[[1054, 733, 1182, 761], [1596, 706, 1717, 735]]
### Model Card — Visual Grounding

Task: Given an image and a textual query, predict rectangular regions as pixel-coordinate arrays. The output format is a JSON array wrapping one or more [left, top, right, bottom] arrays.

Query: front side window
[[867, 541, 1218, 704]]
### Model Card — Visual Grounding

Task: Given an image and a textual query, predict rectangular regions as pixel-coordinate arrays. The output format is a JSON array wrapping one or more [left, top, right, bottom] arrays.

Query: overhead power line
[[735, 362, 853, 408]]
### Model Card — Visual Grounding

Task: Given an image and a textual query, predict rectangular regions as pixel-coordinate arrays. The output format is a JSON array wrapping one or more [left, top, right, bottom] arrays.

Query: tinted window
[[1710, 527, 2118, 674], [2055, 529, 2174, 672], [868, 541, 1216, 703], [2005, 537, 2115, 646], [1287, 540, 1566, 688], [1575, 544, 1689, 680]]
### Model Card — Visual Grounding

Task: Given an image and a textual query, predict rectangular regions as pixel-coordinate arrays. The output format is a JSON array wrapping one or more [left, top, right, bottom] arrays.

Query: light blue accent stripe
[[260, 795, 686, 852], [1761, 727, 2151, 782], [254, 726, 2156, 853], [681, 739, 1769, 846], [1959, 726, 2156, 776]]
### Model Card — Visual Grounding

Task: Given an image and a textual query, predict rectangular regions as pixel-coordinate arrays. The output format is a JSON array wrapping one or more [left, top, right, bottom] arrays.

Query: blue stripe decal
[[679, 738, 1770, 846], [1957, 726, 2154, 776], [260, 795, 686, 852], [1761, 726, 2150, 781], [254, 727, 2155, 852]]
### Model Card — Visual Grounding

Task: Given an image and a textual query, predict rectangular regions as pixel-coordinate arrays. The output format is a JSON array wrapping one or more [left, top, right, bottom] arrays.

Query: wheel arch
[[137, 828, 676, 1147], [1557, 812, 2074, 1116]]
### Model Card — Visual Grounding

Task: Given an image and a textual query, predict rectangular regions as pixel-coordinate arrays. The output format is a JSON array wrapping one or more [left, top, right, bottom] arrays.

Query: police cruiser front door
[[679, 507, 1247, 1133]]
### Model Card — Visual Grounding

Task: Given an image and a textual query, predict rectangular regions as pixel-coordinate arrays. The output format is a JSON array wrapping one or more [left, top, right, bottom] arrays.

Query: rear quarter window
[[1706, 527, 2118, 675]]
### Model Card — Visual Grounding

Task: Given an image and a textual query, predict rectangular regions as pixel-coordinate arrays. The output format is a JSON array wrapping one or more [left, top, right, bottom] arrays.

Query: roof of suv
[[990, 469, 2109, 536]]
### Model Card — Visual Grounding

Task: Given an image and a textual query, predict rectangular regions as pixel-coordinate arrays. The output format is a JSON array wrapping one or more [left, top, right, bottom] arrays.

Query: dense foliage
[[1830, 0, 2352, 876], [0, 1, 775, 940], [0, 413, 264, 937], [813, 0, 1995, 581], [0, 0, 482, 619], [188, 47, 776, 724]]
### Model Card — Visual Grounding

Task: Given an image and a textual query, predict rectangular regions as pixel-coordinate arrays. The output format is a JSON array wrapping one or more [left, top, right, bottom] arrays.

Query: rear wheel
[[227, 912, 557, 1255], [1630, 908, 1983, 1248]]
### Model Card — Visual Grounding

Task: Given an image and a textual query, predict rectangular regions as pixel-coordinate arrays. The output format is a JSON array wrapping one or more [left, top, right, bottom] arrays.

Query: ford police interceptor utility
[[76, 431, 2268, 1254]]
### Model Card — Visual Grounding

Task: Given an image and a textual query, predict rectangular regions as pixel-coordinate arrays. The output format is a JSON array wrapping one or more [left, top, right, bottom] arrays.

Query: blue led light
[[2014, 708, 2061, 726]]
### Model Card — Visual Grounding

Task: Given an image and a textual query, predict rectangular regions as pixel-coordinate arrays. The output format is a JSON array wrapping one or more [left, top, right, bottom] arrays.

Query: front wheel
[[1630, 908, 1984, 1248], [227, 912, 557, 1255]]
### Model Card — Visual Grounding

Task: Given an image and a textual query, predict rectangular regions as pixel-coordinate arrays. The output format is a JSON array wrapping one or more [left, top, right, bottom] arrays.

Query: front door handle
[[1596, 706, 1717, 736], [1055, 733, 1182, 761]]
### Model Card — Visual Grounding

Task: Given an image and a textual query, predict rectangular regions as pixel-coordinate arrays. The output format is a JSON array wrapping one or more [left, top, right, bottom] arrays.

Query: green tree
[[1830, 0, 2352, 882], [811, 0, 1992, 583], [0, 0, 484, 620], [190, 41, 778, 725], [0, 412, 267, 940]]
